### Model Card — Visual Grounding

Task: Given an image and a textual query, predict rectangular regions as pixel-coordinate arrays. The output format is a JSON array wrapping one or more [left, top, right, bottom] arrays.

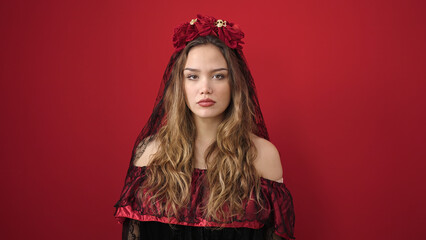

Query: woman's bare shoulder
[[133, 137, 160, 167], [250, 133, 283, 182]]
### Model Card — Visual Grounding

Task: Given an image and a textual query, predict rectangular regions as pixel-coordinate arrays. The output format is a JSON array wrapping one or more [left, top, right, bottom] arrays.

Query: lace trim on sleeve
[[261, 178, 296, 239], [122, 218, 140, 240]]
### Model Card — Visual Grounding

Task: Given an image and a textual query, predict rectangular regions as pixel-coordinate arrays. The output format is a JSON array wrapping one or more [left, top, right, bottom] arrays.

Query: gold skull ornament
[[215, 19, 227, 27]]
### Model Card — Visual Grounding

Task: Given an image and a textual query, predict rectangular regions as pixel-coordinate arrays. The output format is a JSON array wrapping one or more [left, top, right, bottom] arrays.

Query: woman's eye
[[187, 75, 198, 80], [213, 74, 225, 80]]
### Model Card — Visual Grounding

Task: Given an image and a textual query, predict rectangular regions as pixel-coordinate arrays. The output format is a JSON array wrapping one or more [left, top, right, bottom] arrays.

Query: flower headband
[[172, 14, 245, 52]]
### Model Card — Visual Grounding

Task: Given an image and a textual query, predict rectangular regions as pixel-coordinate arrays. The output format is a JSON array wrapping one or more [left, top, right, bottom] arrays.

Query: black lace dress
[[114, 165, 295, 240]]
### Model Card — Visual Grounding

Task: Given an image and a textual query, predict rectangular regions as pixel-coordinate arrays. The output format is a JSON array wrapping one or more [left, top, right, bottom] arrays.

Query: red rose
[[172, 14, 245, 52]]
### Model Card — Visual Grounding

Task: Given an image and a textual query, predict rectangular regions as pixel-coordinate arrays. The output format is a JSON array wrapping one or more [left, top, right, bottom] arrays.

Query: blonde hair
[[139, 36, 263, 222]]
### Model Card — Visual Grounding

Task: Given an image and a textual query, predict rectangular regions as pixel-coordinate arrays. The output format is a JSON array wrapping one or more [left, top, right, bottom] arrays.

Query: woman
[[114, 14, 295, 240]]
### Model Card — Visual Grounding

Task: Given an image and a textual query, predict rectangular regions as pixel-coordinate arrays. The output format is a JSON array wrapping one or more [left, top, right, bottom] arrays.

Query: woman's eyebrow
[[184, 68, 229, 72]]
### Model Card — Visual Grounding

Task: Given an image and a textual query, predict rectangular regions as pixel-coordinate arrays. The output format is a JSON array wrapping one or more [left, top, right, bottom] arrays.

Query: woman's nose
[[200, 78, 212, 94]]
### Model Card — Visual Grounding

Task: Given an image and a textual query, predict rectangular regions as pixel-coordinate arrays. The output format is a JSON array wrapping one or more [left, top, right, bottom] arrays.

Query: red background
[[1, 0, 425, 239]]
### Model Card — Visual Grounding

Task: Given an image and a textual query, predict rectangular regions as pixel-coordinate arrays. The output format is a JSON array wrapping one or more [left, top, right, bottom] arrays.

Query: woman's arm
[[251, 134, 283, 182], [265, 226, 288, 240], [122, 218, 140, 240]]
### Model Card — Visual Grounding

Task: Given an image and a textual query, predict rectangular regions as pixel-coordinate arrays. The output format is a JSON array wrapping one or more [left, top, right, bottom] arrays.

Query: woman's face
[[183, 44, 231, 122]]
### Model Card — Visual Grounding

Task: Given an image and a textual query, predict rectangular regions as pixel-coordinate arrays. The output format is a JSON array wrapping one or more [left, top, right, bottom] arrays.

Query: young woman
[[114, 14, 295, 240]]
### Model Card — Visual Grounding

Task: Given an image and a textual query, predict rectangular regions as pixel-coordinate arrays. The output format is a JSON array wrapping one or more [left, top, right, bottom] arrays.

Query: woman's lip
[[198, 101, 215, 107], [197, 99, 215, 107], [197, 99, 215, 103]]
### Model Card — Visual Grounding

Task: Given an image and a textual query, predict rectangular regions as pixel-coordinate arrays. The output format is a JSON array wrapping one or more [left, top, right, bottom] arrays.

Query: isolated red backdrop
[[1, 0, 425, 239]]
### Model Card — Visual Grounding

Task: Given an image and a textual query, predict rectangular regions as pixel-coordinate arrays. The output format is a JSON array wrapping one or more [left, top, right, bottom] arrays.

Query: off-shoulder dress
[[114, 163, 295, 240]]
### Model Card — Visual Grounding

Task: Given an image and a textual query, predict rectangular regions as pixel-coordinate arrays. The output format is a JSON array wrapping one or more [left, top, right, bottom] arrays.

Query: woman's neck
[[194, 118, 220, 143], [193, 116, 222, 168]]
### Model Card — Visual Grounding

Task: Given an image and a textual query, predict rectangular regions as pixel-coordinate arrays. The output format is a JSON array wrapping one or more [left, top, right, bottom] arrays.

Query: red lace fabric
[[114, 166, 295, 239]]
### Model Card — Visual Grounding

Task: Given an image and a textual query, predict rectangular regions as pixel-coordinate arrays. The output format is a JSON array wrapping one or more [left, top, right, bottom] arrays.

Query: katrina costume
[[114, 15, 296, 240]]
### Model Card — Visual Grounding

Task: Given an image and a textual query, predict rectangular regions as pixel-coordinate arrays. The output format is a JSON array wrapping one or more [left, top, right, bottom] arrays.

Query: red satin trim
[[115, 205, 264, 229]]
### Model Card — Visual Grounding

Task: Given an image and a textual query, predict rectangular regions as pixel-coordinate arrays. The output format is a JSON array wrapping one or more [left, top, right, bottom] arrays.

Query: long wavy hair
[[138, 35, 263, 222]]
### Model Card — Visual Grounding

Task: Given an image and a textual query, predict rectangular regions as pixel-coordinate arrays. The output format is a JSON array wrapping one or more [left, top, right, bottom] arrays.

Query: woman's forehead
[[184, 45, 227, 69]]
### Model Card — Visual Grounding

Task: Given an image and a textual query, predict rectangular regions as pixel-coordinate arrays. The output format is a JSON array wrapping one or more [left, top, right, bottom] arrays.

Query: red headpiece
[[172, 14, 245, 52]]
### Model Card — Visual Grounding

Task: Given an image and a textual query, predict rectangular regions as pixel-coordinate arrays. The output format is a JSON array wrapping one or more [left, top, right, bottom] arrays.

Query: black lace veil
[[116, 17, 271, 231], [128, 45, 269, 169]]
